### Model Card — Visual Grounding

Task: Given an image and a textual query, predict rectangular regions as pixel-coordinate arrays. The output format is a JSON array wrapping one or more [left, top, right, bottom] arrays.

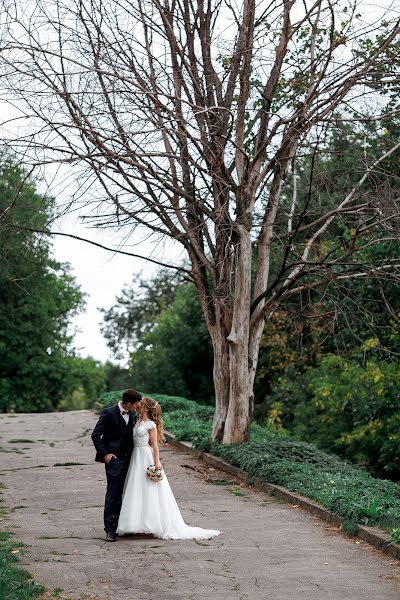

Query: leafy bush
[[97, 390, 400, 539], [212, 443, 400, 532], [261, 354, 400, 480]]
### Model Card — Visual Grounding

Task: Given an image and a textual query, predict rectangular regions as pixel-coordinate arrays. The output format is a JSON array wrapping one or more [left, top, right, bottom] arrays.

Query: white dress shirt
[[118, 401, 129, 425]]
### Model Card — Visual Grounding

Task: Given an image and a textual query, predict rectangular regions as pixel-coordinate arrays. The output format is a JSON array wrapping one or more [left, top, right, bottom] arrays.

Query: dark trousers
[[104, 456, 130, 533]]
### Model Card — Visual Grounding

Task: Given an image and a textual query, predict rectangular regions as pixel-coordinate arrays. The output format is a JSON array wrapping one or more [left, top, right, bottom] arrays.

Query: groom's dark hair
[[122, 389, 142, 404]]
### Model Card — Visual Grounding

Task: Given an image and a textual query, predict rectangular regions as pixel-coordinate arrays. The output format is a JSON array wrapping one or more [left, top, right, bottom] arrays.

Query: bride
[[117, 396, 220, 540]]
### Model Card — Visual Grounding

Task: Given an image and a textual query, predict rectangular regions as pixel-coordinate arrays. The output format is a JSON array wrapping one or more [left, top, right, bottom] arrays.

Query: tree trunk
[[210, 324, 230, 442], [223, 336, 251, 443], [211, 226, 253, 444]]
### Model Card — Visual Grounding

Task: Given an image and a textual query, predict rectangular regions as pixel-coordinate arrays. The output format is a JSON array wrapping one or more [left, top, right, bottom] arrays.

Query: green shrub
[[261, 354, 400, 480], [304, 354, 400, 480], [98, 390, 123, 408]]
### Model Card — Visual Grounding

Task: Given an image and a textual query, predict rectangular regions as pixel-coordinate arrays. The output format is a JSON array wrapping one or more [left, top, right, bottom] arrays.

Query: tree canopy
[[0, 160, 88, 411]]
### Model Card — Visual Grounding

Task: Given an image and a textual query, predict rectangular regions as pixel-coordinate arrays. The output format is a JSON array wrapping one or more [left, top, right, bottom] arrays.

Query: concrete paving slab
[[0, 410, 399, 600]]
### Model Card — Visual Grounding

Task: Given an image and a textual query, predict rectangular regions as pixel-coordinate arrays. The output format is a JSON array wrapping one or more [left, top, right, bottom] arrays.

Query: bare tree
[[1, 0, 399, 442]]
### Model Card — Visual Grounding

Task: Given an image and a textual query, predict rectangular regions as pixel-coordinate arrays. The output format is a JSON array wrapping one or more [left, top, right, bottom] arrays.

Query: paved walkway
[[0, 410, 399, 600]]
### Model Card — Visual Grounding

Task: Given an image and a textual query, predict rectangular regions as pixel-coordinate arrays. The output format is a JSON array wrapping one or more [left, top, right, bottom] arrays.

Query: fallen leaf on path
[[181, 463, 207, 473], [195, 540, 210, 547]]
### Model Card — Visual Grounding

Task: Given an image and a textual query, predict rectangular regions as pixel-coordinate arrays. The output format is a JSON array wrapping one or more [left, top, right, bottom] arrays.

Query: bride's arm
[[149, 427, 162, 470]]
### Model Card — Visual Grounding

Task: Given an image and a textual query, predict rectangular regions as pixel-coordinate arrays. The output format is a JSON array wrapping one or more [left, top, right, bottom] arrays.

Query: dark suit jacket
[[91, 405, 137, 463]]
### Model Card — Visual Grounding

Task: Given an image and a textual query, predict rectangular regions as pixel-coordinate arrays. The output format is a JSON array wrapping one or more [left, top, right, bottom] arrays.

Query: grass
[[0, 503, 44, 600], [53, 462, 86, 467], [392, 528, 400, 543], [0, 532, 44, 600], [229, 487, 246, 497], [206, 479, 236, 486], [194, 540, 210, 547], [98, 391, 400, 540], [77, 428, 91, 438], [8, 440, 36, 444]]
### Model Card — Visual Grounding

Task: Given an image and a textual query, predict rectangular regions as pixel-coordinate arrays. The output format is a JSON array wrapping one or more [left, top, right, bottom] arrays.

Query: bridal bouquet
[[146, 464, 163, 482]]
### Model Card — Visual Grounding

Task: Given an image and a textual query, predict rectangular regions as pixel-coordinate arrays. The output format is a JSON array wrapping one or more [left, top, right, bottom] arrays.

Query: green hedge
[[97, 391, 400, 540]]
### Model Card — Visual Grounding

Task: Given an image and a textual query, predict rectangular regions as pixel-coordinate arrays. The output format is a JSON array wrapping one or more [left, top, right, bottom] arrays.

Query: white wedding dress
[[117, 419, 220, 540]]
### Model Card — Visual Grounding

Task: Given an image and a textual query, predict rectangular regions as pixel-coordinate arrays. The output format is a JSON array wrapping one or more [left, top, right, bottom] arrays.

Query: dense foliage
[[260, 353, 400, 480], [97, 391, 400, 540], [58, 357, 108, 411], [101, 270, 182, 361], [129, 284, 214, 402], [0, 160, 106, 412], [102, 276, 214, 403]]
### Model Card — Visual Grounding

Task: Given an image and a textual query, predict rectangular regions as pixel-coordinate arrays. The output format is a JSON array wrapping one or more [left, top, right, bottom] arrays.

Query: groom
[[91, 388, 142, 542]]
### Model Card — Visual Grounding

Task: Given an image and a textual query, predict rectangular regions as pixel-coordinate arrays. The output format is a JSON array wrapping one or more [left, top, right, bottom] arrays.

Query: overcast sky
[[51, 214, 182, 365]]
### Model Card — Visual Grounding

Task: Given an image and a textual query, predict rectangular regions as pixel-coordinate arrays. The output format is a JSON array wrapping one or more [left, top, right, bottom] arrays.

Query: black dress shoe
[[106, 531, 116, 542]]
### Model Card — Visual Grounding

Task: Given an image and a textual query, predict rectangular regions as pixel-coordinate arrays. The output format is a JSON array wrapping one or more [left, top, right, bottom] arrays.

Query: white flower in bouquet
[[146, 464, 163, 481]]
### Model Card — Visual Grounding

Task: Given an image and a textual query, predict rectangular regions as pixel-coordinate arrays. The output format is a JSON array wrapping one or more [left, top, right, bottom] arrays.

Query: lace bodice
[[133, 419, 156, 447]]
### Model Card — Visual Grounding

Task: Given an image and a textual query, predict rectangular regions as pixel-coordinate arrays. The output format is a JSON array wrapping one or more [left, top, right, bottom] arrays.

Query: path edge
[[164, 431, 400, 561]]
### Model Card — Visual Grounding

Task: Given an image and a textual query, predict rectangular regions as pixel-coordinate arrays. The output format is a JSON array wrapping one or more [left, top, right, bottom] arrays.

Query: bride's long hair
[[141, 396, 165, 443]]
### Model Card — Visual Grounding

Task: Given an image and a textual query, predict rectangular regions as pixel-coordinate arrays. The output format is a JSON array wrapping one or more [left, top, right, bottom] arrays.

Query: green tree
[[102, 273, 214, 402], [301, 353, 400, 480], [59, 357, 108, 410], [268, 112, 400, 353], [101, 270, 182, 360], [130, 284, 214, 402], [104, 362, 132, 392], [0, 160, 84, 411]]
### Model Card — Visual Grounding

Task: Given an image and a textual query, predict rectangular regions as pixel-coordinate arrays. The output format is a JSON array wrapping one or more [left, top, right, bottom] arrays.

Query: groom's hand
[[104, 453, 117, 464]]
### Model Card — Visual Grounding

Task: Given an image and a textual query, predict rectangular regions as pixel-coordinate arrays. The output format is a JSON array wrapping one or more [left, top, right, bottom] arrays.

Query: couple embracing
[[91, 389, 220, 542]]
